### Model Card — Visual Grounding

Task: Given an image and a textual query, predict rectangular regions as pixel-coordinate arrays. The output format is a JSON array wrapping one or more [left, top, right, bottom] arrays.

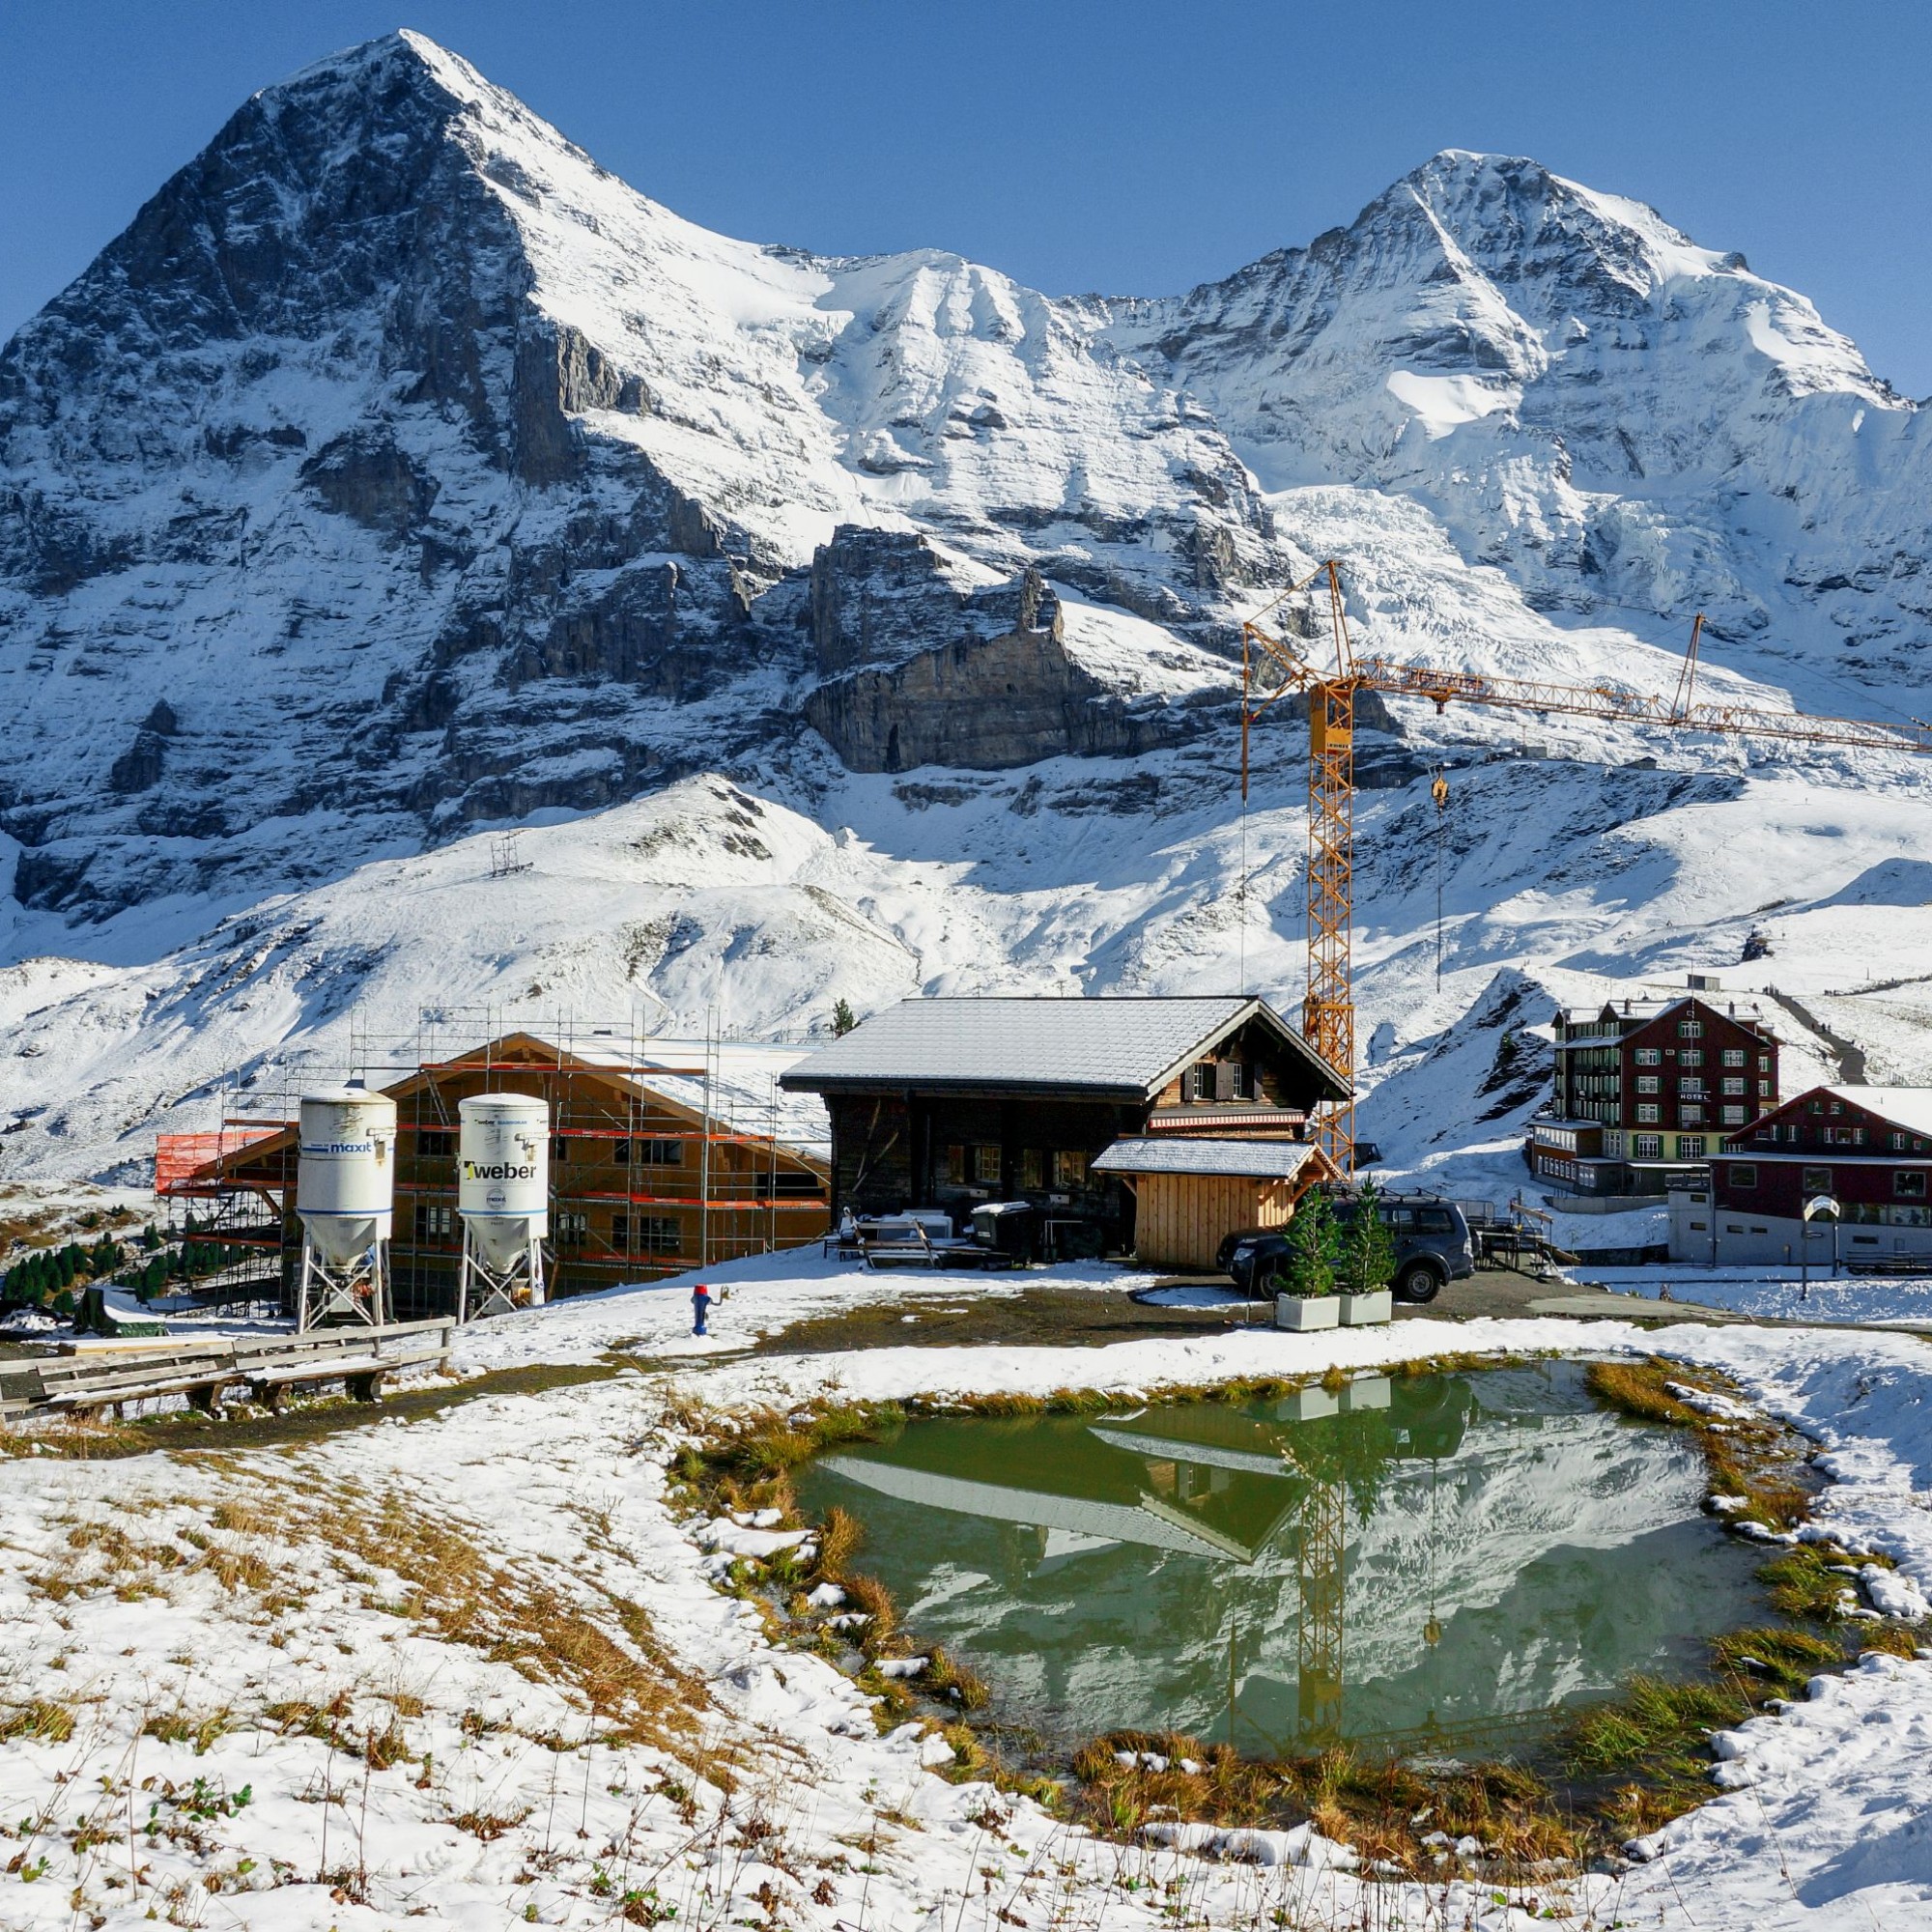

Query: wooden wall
[[1132, 1174, 1294, 1271]]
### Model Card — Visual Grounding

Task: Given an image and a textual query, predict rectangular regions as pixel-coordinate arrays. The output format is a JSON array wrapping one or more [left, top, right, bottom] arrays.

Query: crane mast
[[1240, 565, 1932, 1175]]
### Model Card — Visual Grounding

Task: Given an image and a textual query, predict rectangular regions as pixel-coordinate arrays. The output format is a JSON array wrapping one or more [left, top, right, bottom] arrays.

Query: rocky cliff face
[[0, 35, 1926, 945]]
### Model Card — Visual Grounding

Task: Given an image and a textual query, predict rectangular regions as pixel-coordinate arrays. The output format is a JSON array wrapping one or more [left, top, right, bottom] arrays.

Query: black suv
[[1216, 1191, 1476, 1304]]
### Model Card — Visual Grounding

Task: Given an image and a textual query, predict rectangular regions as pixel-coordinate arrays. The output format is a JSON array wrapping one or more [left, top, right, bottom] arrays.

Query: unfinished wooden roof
[[780, 996, 1350, 1103]]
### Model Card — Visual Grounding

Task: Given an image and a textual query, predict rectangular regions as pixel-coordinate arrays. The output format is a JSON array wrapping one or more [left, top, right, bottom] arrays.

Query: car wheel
[[1395, 1262, 1443, 1304]]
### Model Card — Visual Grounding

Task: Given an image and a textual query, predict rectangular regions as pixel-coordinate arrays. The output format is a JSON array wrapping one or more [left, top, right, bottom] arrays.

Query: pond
[[793, 1363, 1774, 1758]]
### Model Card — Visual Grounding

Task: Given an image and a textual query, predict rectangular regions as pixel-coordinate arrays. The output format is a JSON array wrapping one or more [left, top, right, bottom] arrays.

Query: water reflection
[[796, 1364, 1768, 1754]]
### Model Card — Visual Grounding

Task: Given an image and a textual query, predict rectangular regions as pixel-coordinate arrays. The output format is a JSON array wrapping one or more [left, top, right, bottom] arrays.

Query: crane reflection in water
[[794, 1363, 1769, 1757]]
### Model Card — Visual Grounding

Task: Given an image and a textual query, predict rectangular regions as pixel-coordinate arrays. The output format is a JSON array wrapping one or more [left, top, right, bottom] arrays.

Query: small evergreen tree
[[831, 998, 859, 1037], [1336, 1179, 1398, 1296], [1277, 1187, 1339, 1297]]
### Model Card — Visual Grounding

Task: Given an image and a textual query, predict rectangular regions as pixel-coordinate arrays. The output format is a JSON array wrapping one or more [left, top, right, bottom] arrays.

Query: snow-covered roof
[[1092, 1137, 1321, 1180], [1823, 1087, 1932, 1139], [780, 996, 1347, 1103]]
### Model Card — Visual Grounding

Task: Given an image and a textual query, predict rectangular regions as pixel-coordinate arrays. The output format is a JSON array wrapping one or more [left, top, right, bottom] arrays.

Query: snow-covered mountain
[[4, 28, 1932, 1192]]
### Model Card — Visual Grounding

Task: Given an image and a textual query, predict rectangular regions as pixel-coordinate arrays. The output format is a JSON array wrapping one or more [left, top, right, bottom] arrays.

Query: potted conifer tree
[[1271, 1187, 1341, 1331], [1336, 1179, 1396, 1326]]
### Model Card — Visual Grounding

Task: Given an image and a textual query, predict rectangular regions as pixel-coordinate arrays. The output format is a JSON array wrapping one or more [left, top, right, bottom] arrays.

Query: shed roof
[[779, 996, 1349, 1103], [1092, 1137, 1325, 1180]]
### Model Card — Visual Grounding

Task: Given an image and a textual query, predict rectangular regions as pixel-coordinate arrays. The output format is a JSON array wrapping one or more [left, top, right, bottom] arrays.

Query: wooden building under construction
[[164, 1031, 831, 1316]]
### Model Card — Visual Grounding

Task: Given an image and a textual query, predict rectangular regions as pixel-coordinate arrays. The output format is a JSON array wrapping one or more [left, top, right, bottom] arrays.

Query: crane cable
[[1431, 769, 1450, 988]]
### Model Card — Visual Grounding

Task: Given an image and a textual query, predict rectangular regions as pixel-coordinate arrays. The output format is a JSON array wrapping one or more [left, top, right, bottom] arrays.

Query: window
[[1803, 1167, 1833, 1194], [616, 1138, 682, 1166], [751, 1171, 826, 1199], [1722, 1049, 1746, 1068], [1634, 1135, 1662, 1159], [554, 1209, 588, 1248], [1680, 1106, 1706, 1126], [1722, 1077, 1746, 1095], [1678, 1019, 1702, 1038], [1053, 1149, 1090, 1187], [1722, 1106, 1747, 1124], [1806, 1098, 1823, 1115], [1634, 1048, 1662, 1066], [415, 1129, 456, 1159], [611, 1214, 680, 1254], [1730, 1164, 1757, 1188], [1637, 1075, 1660, 1094], [1892, 1132, 1907, 1151], [413, 1203, 454, 1239], [972, 1143, 1003, 1185], [1896, 1172, 1929, 1200], [1758, 1054, 1772, 1072], [1226, 1062, 1251, 1101], [1186, 1063, 1214, 1101], [1020, 1149, 1044, 1190], [946, 1144, 967, 1185], [1678, 1136, 1706, 1157], [1758, 1081, 1773, 1098], [1830, 1100, 1843, 1116], [1637, 1103, 1660, 1123], [1679, 1048, 1703, 1067]]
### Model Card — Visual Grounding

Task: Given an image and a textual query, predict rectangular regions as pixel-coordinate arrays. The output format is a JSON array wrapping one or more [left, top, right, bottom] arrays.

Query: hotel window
[[1758, 1080, 1772, 1098], [1053, 1149, 1091, 1187], [1722, 1048, 1746, 1067], [1637, 1103, 1660, 1123], [1678, 1136, 1706, 1157], [1730, 1164, 1757, 1188], [1634, 1048, 1662, 1066], [1679, 1048, 1703, 1067], [1633, 1135, 1662, 1159], [1892, 1132, 1907, 1151], [1678, 1020, 1702, 1038], [1722, 1077, 1746, 1095], [1637, 1074, 1660, 1094], [1680, 1106, 1705, 1126], [1803, 1167, 1832, 1194], [1722, 1106, 1747, 1124], [1758, 1054, 1772, 1072], [1896, 1172, 1929, 1200]]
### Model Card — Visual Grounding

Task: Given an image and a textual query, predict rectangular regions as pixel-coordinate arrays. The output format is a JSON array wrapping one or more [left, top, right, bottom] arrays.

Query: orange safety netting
[[155, 1125, 284, 1196]]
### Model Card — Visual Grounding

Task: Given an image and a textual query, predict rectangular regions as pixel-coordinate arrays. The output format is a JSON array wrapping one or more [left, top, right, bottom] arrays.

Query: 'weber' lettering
[[463, 1161, 537, 1181]]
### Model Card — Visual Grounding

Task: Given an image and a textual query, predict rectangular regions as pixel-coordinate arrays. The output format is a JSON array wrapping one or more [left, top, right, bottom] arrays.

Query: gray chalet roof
[[1092, 1138, 1324, 1180], [780, 996, 1349, 1104]]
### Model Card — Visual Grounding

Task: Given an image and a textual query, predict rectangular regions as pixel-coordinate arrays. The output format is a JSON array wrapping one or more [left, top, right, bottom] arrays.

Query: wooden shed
[[1091, 1137, 1338, 1271]]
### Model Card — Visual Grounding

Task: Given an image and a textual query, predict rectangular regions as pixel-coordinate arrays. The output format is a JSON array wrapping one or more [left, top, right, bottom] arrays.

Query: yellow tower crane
[[1240, 562, 1932, 1173]]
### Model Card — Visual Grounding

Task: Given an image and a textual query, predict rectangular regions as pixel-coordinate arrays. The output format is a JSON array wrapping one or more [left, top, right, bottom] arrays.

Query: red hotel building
[[1670, 1084, 1932, 1267]]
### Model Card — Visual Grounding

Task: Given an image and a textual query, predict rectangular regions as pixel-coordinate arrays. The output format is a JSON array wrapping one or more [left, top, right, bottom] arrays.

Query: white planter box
[[1339, 1290, 1392, 1327], [1274, 1293, 1340, 1332]]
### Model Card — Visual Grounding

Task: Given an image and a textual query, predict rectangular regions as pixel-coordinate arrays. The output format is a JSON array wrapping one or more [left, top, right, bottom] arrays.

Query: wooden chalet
[[780, 995, 1349, 1262], [169, 1032, 830, 1315]]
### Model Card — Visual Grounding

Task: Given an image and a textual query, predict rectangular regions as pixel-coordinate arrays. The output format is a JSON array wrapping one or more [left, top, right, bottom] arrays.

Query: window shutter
[[1214, 1062, 1237, 1102]]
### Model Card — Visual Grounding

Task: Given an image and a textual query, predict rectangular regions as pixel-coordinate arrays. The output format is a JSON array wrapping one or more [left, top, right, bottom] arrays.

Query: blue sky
[[4, 0, 1929, 393]]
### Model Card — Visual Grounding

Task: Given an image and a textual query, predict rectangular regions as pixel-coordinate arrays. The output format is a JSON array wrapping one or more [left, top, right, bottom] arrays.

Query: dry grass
[[0, 1697, 76, 1744]]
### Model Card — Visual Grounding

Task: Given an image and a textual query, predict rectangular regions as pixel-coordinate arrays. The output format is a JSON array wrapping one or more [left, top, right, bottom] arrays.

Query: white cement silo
[[456, 1094, 549, 1321], [295, 1086, 396, 1328]]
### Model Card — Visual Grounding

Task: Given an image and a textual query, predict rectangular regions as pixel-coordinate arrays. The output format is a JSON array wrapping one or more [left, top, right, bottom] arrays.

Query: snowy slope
[[3, 32, 1932, 1186]]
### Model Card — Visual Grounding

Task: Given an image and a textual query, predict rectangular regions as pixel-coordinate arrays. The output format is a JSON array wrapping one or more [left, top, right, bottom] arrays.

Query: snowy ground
[[1572, 1263, 1932, 1328], [4, 1253, 1932, 1928]]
